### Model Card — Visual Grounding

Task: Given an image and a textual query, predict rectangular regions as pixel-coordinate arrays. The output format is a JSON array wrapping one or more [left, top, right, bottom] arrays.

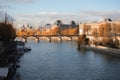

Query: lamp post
[[5, 12, 7, 24], [0, 6, 7, 24]]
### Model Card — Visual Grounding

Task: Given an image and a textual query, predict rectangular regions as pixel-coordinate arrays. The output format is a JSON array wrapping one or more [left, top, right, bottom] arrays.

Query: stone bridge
[[15, 35, 79, 42]]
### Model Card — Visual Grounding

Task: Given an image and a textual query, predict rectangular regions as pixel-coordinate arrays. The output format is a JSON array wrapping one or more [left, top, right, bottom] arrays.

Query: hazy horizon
[[0, 0, 120, 27]]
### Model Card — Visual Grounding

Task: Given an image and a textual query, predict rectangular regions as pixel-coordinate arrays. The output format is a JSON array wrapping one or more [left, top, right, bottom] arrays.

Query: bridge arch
[[16, 35, 79, 42], [15, 37, 26, 42], [71, 36, 78, 41], [15, 36, 39, 42], [61, 36, 72, 41], [39, 37, 51, 42], [27, 36, 39, 42], [51, 37, 62, 42]]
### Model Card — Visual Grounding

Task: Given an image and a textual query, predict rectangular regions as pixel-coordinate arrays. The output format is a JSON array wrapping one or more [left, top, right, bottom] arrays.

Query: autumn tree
[[112, 23, 120, 36], [35, 28, 41, 36], [92, 28, 98, 38], [68, 28, 74, 35], [51, 27, 60, 35], [18, 25, 28, 36], [16, 29, 23, 36], [68, 27, 78, 35], [98, 22, 111, 38], [84, 25, 91, 35], [60, 27, 78, 35], [61, 29, 68, 35], [77, 34, 89, 48], [103, 22, 111, 37], [98, 26, 104, 37], [114, 38, 119, 48]]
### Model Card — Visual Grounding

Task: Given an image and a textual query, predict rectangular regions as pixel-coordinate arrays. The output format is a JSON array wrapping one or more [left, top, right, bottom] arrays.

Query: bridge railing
[[17, 34, 80, 37]]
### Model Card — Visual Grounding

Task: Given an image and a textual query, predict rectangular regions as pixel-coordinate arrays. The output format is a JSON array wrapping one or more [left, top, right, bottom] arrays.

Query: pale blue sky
[[0, 0, 120, 26], [0, 0, 120, 14]]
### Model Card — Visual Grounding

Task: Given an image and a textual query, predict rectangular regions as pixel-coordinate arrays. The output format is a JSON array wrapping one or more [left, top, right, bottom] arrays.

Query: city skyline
[[0, 0, 120, 27]]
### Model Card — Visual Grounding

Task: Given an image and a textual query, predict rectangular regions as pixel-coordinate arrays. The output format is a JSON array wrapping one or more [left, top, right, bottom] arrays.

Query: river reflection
[[13, 41, 120, 80]]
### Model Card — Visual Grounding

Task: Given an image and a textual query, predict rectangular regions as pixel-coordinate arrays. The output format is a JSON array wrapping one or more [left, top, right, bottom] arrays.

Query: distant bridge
[[15, 35, 80, 42]]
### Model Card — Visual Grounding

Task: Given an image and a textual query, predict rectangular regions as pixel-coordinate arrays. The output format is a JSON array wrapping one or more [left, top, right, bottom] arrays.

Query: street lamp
[[5, 12, 7, 24]]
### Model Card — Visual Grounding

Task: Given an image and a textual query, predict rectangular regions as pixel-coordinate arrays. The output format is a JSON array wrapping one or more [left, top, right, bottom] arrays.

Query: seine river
[[13, 40, 120, 80]]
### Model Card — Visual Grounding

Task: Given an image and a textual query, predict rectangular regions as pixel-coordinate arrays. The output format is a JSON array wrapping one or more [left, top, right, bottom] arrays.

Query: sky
[[0, 0, 120, 27]]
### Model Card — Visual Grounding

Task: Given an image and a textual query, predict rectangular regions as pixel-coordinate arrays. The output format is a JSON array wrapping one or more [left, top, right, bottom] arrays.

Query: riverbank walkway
[[81, 45, 120, 57]]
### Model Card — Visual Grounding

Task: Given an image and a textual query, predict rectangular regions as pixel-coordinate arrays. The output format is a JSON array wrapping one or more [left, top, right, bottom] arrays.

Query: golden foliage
[[98, 22, 111, 37], [84, 25, 91, 35], [98, 26, 104, 37], [61, 27, 78, 35], [16, 26, 78, 36], [92, 28, 97, 38], [112, 23, 120, 34]]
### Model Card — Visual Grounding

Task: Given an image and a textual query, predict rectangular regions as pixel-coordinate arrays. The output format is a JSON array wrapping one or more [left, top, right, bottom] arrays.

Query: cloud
[[38, 12, 58, 15], [0, 4, 14, 11], [13, 11, 120, 27], [0, 0, 37, 3], [14, 12, 80, 27], [78, 11, 120, 20]]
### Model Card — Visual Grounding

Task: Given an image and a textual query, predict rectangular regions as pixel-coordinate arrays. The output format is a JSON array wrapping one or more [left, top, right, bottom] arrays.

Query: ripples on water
[[13, 40, 120, 80]]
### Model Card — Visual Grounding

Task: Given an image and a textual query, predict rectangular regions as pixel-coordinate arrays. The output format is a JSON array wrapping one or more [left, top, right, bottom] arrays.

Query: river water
[[13, 41, 120, 80]]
